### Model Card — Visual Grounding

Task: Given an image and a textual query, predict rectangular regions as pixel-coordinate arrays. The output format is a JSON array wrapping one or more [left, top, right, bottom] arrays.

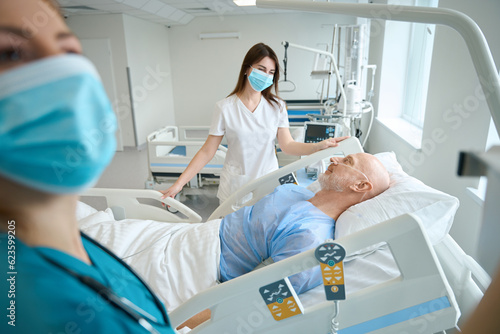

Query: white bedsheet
[[78, 206, 221, 312], [300, 245, 400, 308], [77, 202, 401, 313]]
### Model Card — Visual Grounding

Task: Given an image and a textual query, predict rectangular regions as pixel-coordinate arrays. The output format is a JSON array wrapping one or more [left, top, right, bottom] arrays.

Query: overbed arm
[[208, 137, 363, 220], [170, 214, 459, 334], [81, 188, 202, 223]]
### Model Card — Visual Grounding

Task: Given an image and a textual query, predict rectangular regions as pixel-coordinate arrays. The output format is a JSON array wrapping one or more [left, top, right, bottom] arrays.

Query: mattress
[[77, 202, 400, 312]]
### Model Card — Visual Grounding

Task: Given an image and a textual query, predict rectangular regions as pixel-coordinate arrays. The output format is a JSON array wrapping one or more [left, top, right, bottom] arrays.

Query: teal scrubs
[[0, 233, 175, 334]]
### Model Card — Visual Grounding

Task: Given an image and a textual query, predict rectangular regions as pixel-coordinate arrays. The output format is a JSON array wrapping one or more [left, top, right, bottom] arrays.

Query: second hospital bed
[[147, 125, 226, 188], [80, 138, 488, 333]]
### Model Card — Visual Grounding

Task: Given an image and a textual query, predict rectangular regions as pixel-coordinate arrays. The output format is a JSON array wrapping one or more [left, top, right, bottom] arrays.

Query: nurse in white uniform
[[161, 43, 347, 203]]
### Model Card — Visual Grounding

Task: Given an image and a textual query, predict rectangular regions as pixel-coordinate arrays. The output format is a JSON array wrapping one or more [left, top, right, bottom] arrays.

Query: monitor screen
[[304, 123, 337, 143]]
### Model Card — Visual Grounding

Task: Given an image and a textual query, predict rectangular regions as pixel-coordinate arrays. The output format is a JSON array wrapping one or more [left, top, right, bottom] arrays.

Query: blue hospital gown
[[219, 184, 335, 294]]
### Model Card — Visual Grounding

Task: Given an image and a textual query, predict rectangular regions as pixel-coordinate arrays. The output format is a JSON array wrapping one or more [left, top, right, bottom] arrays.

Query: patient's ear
[[350, 180, 373, 193]]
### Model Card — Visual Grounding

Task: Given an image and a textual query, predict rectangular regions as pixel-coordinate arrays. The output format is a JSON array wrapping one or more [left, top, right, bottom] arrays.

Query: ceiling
[[57, 0, 296, 26]]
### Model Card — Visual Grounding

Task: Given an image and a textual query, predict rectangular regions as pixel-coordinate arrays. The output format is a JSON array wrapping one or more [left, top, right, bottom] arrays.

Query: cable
[[361, 101, 374, 147], [279, 41, 296, 92], [330, 301, 340, 334]]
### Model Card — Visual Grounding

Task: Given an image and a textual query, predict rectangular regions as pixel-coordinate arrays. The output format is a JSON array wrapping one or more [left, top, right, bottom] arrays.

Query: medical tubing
[[40, 253, 161, 333], [361, 101, 374, 147], [365, 64, 377, 102]]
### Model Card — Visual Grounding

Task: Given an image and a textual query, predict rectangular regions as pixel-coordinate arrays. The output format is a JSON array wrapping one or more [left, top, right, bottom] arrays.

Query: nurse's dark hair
[[228, 43, 282, 108]]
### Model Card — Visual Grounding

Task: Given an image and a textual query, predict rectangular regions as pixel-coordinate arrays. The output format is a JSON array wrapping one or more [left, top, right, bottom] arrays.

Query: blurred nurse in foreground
[[0, 1, 175, 332]]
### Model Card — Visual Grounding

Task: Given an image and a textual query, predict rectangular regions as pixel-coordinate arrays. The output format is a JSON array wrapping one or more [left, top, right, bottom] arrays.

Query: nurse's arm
[[160, 135, 223, 199], [277, 127, 348, 156]]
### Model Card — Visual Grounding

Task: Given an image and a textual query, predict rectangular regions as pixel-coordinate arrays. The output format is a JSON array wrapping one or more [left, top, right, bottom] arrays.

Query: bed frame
[[83, 189, 486, 334], [82, 187, 202, 223], [170, 214, 461, 334], [84, 137, 488, 332]]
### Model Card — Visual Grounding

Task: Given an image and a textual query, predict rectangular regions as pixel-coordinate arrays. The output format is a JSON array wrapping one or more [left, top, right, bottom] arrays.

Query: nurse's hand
[[160, 183, 183, 199], [317, 136, 350, 150]]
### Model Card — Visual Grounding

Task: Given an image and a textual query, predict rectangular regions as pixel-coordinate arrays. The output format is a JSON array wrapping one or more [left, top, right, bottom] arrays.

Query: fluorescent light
[[233, 0, 256, 6], [199, 32, 240, 40]]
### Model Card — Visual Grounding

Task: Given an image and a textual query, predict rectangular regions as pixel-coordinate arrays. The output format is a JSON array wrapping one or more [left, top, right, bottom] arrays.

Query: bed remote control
[[315, 241, 346, 300], [259, 277, 304, 321], [278, 172, 298, 185]]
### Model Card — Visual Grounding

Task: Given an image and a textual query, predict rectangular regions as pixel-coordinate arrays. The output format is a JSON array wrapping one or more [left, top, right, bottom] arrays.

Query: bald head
[[321, 153, 390, 202], [311, 152, 390, 220], [355, 153, 390, 201]]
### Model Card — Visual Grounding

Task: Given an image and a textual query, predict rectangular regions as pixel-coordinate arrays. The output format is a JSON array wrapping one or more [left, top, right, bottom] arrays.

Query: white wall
[[366, 0, 500, 256], [123, 15, 176, 147], [168, 13, 356, 127], [67, 14, 175, 148], [67, 14, 133, 148]]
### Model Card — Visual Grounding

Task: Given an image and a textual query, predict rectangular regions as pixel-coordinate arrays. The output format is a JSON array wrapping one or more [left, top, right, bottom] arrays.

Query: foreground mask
[[0, 54, 117, 194]]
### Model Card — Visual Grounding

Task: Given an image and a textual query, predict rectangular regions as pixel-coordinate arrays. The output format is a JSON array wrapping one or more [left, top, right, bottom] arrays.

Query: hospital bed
[[80, 137, 487, 333], [147, 125, 226, 188]]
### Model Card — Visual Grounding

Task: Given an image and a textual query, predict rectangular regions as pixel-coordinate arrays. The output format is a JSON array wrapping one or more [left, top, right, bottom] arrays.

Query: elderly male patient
[[219, 152, 390, 292], [180, 152, 390, 329]]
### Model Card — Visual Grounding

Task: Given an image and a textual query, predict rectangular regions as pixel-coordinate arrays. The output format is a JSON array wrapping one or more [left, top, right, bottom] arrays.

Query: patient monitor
[[304, 122, 340, 143], [302, 122, 342, 179]]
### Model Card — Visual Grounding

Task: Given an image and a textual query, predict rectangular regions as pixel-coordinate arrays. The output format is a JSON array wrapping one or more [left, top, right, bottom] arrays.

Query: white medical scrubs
[[209, 94, 289, 202]]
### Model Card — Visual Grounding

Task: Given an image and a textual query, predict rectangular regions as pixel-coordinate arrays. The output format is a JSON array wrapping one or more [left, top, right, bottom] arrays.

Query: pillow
[[334, 151, 459, 256], [75, 201, 98, 220], [78, 208, 115, 230]]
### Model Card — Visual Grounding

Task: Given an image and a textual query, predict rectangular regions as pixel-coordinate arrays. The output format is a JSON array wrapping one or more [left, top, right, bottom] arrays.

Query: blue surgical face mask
[[0, 54, 117, 194], [247, 66, 274, 92]]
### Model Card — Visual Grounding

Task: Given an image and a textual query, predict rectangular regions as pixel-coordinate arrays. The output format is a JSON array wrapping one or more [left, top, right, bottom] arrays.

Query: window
[[401, 17, 436, 128], [376, 0, 438, 148]]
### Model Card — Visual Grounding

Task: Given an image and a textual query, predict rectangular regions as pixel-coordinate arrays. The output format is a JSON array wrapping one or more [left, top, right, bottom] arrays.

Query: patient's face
[[318, 170, 350, 192], [0, 0, 81, 74], [319, 154, 370, 191]]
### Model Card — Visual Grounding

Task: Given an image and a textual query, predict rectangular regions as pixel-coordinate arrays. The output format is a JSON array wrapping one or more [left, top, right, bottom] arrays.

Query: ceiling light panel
[[142, 0, 165, 13], [157, 4, 177, 18], [121, 0, 149, 8]]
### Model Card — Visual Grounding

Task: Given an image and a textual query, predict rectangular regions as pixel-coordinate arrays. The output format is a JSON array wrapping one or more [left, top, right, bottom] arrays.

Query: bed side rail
[[148, 140, 226, 155], [170, 213, 459, 334], [178, 125, 228, 146], [208, 137, 363, 220], [81, 188, 202, 223], [434, 235, 490, 325], [147, 126, 226, 179]]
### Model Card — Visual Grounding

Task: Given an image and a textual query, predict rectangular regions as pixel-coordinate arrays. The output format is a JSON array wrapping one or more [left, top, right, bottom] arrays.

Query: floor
[[84, 147, 219, 221]]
